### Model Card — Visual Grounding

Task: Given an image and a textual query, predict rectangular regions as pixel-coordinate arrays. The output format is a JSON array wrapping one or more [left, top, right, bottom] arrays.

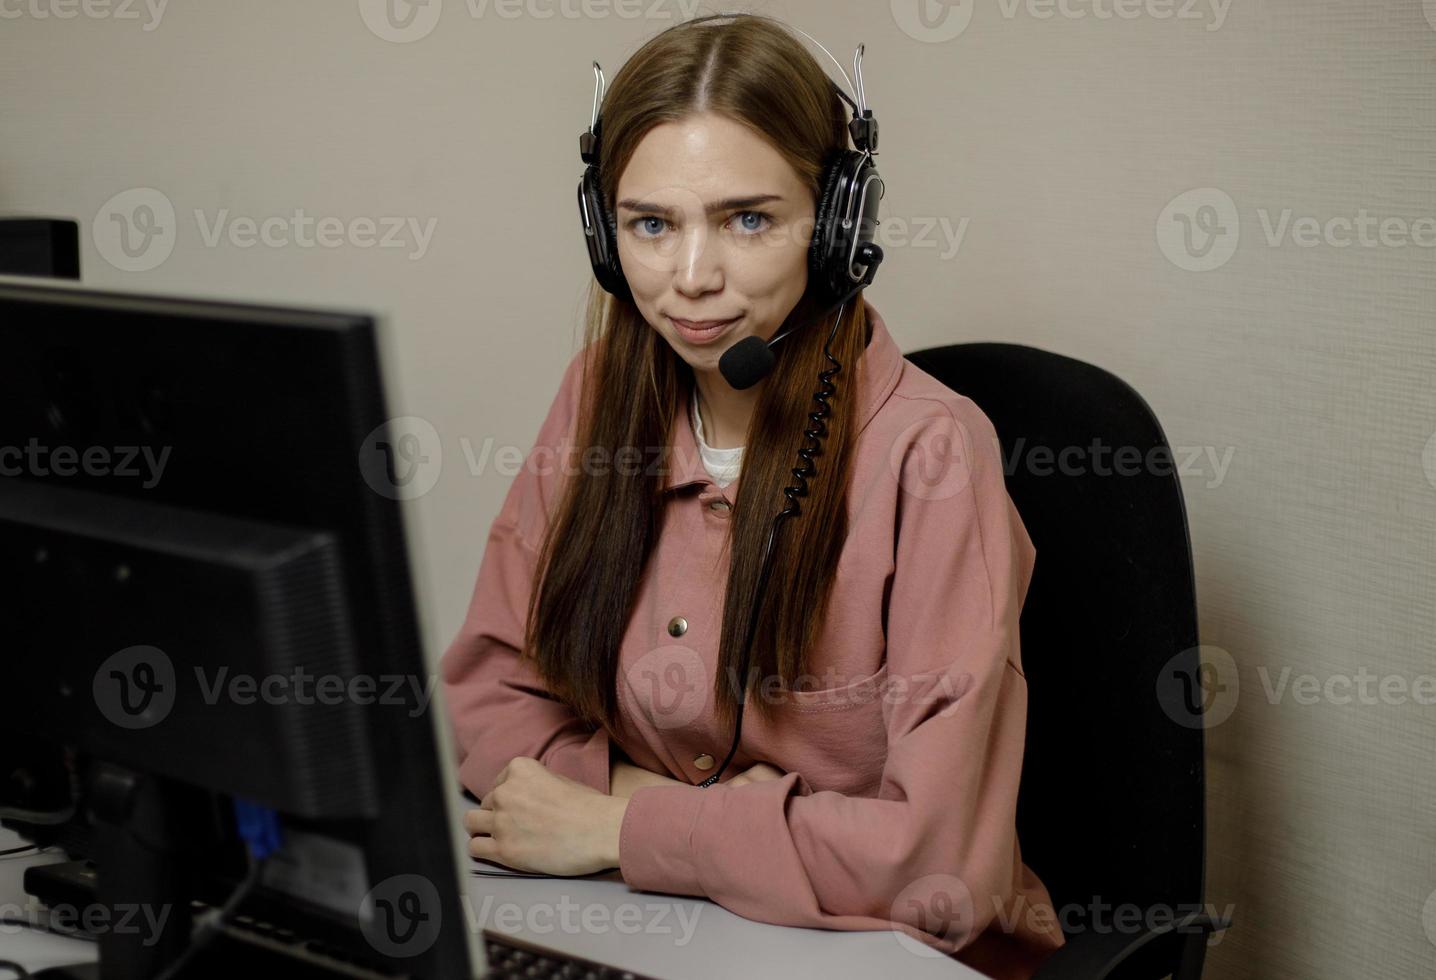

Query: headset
[[566, 13, 887, 801]]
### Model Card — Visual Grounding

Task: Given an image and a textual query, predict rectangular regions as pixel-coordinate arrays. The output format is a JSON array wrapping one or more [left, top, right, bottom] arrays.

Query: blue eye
[[629, 216, 668, 238], [734, 211, 771, 234]]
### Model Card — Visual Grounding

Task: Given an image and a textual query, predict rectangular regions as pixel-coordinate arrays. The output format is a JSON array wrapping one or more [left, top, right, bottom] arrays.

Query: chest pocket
[[767, 662, 891, 797]]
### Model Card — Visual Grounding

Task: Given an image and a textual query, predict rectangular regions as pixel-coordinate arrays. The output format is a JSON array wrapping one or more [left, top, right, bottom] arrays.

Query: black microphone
[[717, 243, 883, 390], [717, 334, 779, 391]]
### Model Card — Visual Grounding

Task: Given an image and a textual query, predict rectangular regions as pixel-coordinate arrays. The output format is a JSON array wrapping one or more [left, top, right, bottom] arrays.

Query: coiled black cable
[[697, 294, 854, 788]]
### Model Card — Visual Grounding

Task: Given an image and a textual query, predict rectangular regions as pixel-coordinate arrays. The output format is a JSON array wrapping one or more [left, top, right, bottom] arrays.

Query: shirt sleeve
[[439, 349, 614, 800], [615, 398, 1064, 973]]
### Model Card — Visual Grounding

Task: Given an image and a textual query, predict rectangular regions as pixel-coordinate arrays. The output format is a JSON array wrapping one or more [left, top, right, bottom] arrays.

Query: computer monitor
[[0, 282, 476, 978], [0, 218, 81, 279]]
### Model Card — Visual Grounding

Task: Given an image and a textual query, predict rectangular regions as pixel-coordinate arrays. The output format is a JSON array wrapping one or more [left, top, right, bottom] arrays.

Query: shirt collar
[[662, 299, 903, 494]]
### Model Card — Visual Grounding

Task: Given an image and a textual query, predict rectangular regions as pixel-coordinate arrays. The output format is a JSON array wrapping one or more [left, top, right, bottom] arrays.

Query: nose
[[672, 224, 724, 299]]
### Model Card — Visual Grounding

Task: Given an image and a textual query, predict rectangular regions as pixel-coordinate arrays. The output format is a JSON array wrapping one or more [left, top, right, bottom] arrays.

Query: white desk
[[2, 826, 986, 979], [0, 832, 89, 974]]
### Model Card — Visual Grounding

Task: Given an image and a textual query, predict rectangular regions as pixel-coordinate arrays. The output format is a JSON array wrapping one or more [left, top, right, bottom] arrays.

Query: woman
[[440, 13, 1064, 977]]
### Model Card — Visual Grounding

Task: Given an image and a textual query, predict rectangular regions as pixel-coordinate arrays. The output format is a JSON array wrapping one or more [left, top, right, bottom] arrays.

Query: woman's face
[[614, 111, 815, 376]]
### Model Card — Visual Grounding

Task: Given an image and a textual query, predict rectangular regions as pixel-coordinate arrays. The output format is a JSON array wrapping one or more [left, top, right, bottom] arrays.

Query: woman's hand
[[465, 756, 627, 876], [725, 761, 786, 787]]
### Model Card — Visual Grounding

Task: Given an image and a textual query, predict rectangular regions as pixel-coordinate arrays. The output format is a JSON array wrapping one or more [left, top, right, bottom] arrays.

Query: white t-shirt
[[691, 386, 743, 489]]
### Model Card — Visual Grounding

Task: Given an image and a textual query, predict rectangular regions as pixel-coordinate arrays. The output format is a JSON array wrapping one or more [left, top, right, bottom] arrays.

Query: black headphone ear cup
[[588, 175, 612, 240], [580, 166, 631, 300], [846, 158, 882, 278], [598, 195, 630, 300], [809, 152, 851, 301], [605, 206, 618, 244]]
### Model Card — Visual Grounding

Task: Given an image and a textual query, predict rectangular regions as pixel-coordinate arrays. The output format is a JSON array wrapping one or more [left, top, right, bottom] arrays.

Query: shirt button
[[708, 500, 730, 512], [667, 616, 687, 637], [693, 753, 715, 771]]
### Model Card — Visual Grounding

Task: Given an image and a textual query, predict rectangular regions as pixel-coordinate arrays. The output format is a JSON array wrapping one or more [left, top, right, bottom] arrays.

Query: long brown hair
[[522, 13, 873, 735]]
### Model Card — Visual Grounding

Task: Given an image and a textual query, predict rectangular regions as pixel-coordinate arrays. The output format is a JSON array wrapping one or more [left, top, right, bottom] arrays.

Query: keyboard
[[25, 858, 662, 979], [483, 930, 662, 979]]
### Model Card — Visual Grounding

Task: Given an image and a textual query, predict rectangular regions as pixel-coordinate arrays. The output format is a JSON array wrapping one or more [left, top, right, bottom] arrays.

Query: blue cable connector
[[232, 798, 282, 861]]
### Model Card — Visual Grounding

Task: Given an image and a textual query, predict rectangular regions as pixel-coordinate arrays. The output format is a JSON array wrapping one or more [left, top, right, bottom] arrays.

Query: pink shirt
[[441, 302, 1064, 977]]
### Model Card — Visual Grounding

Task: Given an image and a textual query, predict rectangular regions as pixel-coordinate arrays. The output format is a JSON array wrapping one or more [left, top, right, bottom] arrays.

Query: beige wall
[[3, 1, 1434, 976]]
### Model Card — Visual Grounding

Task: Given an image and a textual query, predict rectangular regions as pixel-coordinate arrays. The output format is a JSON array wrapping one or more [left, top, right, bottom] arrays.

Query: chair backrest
[[905, 342, 1209, 924]]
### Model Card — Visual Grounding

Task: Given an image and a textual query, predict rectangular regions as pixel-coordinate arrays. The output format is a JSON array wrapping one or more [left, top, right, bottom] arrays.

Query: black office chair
[[905, 342, 1232, 980]]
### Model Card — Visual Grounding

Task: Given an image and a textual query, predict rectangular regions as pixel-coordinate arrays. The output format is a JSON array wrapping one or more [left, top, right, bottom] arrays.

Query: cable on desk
[[149, 857, 266, 980]]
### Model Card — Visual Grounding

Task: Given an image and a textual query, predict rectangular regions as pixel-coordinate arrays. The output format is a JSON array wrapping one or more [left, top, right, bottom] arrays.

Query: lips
[[671, 316, 738, 329], [668, 314, 741, 345]]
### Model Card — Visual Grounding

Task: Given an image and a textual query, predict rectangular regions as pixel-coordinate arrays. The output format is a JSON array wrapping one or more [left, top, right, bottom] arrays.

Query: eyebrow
[[615, 194, 785, 218]]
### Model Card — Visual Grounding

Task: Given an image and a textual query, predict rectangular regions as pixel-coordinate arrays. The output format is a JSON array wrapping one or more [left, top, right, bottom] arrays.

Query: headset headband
[[582, 12, 878, 162]]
